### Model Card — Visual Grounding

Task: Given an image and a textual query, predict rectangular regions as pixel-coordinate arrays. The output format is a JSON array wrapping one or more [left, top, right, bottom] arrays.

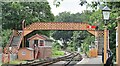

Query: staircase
[[4, 30, 23, 54], [10, 36, 21, 47]]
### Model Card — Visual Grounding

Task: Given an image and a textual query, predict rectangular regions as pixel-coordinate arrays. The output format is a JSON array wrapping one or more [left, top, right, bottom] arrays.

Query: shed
[[27, 34, 53, 48], [18, 48, 34, 60]]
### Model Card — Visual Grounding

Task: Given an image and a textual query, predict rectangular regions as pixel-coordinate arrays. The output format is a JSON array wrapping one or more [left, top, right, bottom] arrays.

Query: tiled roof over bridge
[[24, 22, 96, 30]]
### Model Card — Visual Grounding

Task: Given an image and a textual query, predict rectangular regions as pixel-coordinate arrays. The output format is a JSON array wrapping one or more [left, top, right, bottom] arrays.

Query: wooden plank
[[24, 30, 33, 36]]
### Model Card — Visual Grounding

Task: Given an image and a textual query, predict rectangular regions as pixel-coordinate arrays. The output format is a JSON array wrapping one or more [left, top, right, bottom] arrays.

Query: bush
[[52, 49, 64, 57], [0, 29, 12, 48]]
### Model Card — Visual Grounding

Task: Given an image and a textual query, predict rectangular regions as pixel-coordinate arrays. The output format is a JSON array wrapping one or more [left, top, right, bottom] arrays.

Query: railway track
[[10, 52, 82, 66]]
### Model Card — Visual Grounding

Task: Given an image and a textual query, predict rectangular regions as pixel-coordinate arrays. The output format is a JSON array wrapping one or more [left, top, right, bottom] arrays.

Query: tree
[[53, 0, 119, 61], [1, 2, 55, 48], [2, 2, 54, 30], [80, 1, 120, 61], [55, 11, 88, 22], [53, 12, 85, 50], [53, 11, 97, 51], [0, 29, 12, 48], [68, 31, 88, 51]]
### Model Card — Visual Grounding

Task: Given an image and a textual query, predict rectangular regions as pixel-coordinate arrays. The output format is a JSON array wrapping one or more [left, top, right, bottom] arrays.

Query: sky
[[47, 0, 93, 16]]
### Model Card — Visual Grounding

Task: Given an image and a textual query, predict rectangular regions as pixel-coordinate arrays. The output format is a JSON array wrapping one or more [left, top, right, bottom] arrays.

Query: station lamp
[[102, 6, 111, 25], [102, 5, 111, 64]]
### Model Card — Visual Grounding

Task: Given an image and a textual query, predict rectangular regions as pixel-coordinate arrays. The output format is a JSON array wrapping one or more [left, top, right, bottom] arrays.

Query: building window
[[40, 40, 44, 46], [22, 51, 26, 55], [34, 40, 38, 46]]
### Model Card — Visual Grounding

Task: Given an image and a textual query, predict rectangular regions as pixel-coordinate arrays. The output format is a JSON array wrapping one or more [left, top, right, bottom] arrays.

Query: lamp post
[[102, 5, 111, 64], [116, 27, 118, 64]]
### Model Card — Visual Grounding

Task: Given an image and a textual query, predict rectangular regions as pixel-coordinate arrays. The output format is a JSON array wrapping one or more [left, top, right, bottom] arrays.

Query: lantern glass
[[9, 47, 12, 50], [103, 10, 110, 20]]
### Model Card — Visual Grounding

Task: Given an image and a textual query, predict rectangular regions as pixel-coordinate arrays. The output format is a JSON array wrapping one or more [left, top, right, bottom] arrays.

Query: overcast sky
[[47, 0, 94, 16]]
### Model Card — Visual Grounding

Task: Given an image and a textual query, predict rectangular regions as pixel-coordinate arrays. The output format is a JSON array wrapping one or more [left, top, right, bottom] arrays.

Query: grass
[[9, 60, 27, 64], [0, 63, 2, 66], [80, 52, 84, 54], [52, 49, 64, 57]]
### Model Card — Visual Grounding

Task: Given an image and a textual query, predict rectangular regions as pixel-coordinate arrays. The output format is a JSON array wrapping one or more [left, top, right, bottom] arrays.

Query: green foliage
[[0, 63, 2, 66], [89, 10, 104, 30], [82, 1, 120, 62], [84, 35, 95, 45], [82, 34, 94, 52], [52, 40, 65, 57], [55, 11, 92, 22], [53, 0, 63, 7], [53, 11, 93, 51], [52, 40, 61, 50], [2, 2, 54, 30], [107, 2, 120, 16], [9, 60, 27, 64], [1, 2, 55, 48], [66, 47, 72, 51], [52, 30, 73, 42], [54, 11, 97, 51], [82, 43, 89, 53], [52, 42, 64, 57], [53, 0, 119, 62], [0, 29, 12, 48], [52, 48, 64, 57], [79, 10, 92, 22]]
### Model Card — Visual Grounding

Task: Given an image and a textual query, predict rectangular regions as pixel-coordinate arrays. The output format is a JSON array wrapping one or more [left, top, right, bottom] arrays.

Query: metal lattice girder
[[24, 22, 96, 36], [88, 30, 109, 55], [24, 22, 95, 30]]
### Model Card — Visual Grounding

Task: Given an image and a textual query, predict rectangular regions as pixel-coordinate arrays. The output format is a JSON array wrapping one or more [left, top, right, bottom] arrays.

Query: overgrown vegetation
[[0, 29, 12, 49], [52, 49, 64, 57], [0, 1, 119, 62], [53, 2, 120, 62], [52, 40, 64, 57], [0, 2, 54, 48]]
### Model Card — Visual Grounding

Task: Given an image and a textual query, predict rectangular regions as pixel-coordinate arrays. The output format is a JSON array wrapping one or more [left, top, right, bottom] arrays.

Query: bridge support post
[[117, 16, 120, 66], [116, 27, 118, 64], [104, 26, 107, 64]]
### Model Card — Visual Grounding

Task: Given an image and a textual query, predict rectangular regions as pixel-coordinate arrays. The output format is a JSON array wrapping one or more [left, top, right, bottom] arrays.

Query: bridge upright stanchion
[[104, 26, 107, 64], [117, 16, 120, 66], [116, 27, 118, 64]]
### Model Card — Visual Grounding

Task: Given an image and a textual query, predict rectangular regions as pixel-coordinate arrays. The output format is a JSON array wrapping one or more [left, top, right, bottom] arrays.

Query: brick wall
[[18, 48, 34, 60], [2, 54, 10, 63]]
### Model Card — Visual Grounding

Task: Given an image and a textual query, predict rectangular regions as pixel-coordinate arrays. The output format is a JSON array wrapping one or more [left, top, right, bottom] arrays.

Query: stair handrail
[[17, 31, 24, 49], [4, 31, 14, 54], [6, 31, 14, 47]]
